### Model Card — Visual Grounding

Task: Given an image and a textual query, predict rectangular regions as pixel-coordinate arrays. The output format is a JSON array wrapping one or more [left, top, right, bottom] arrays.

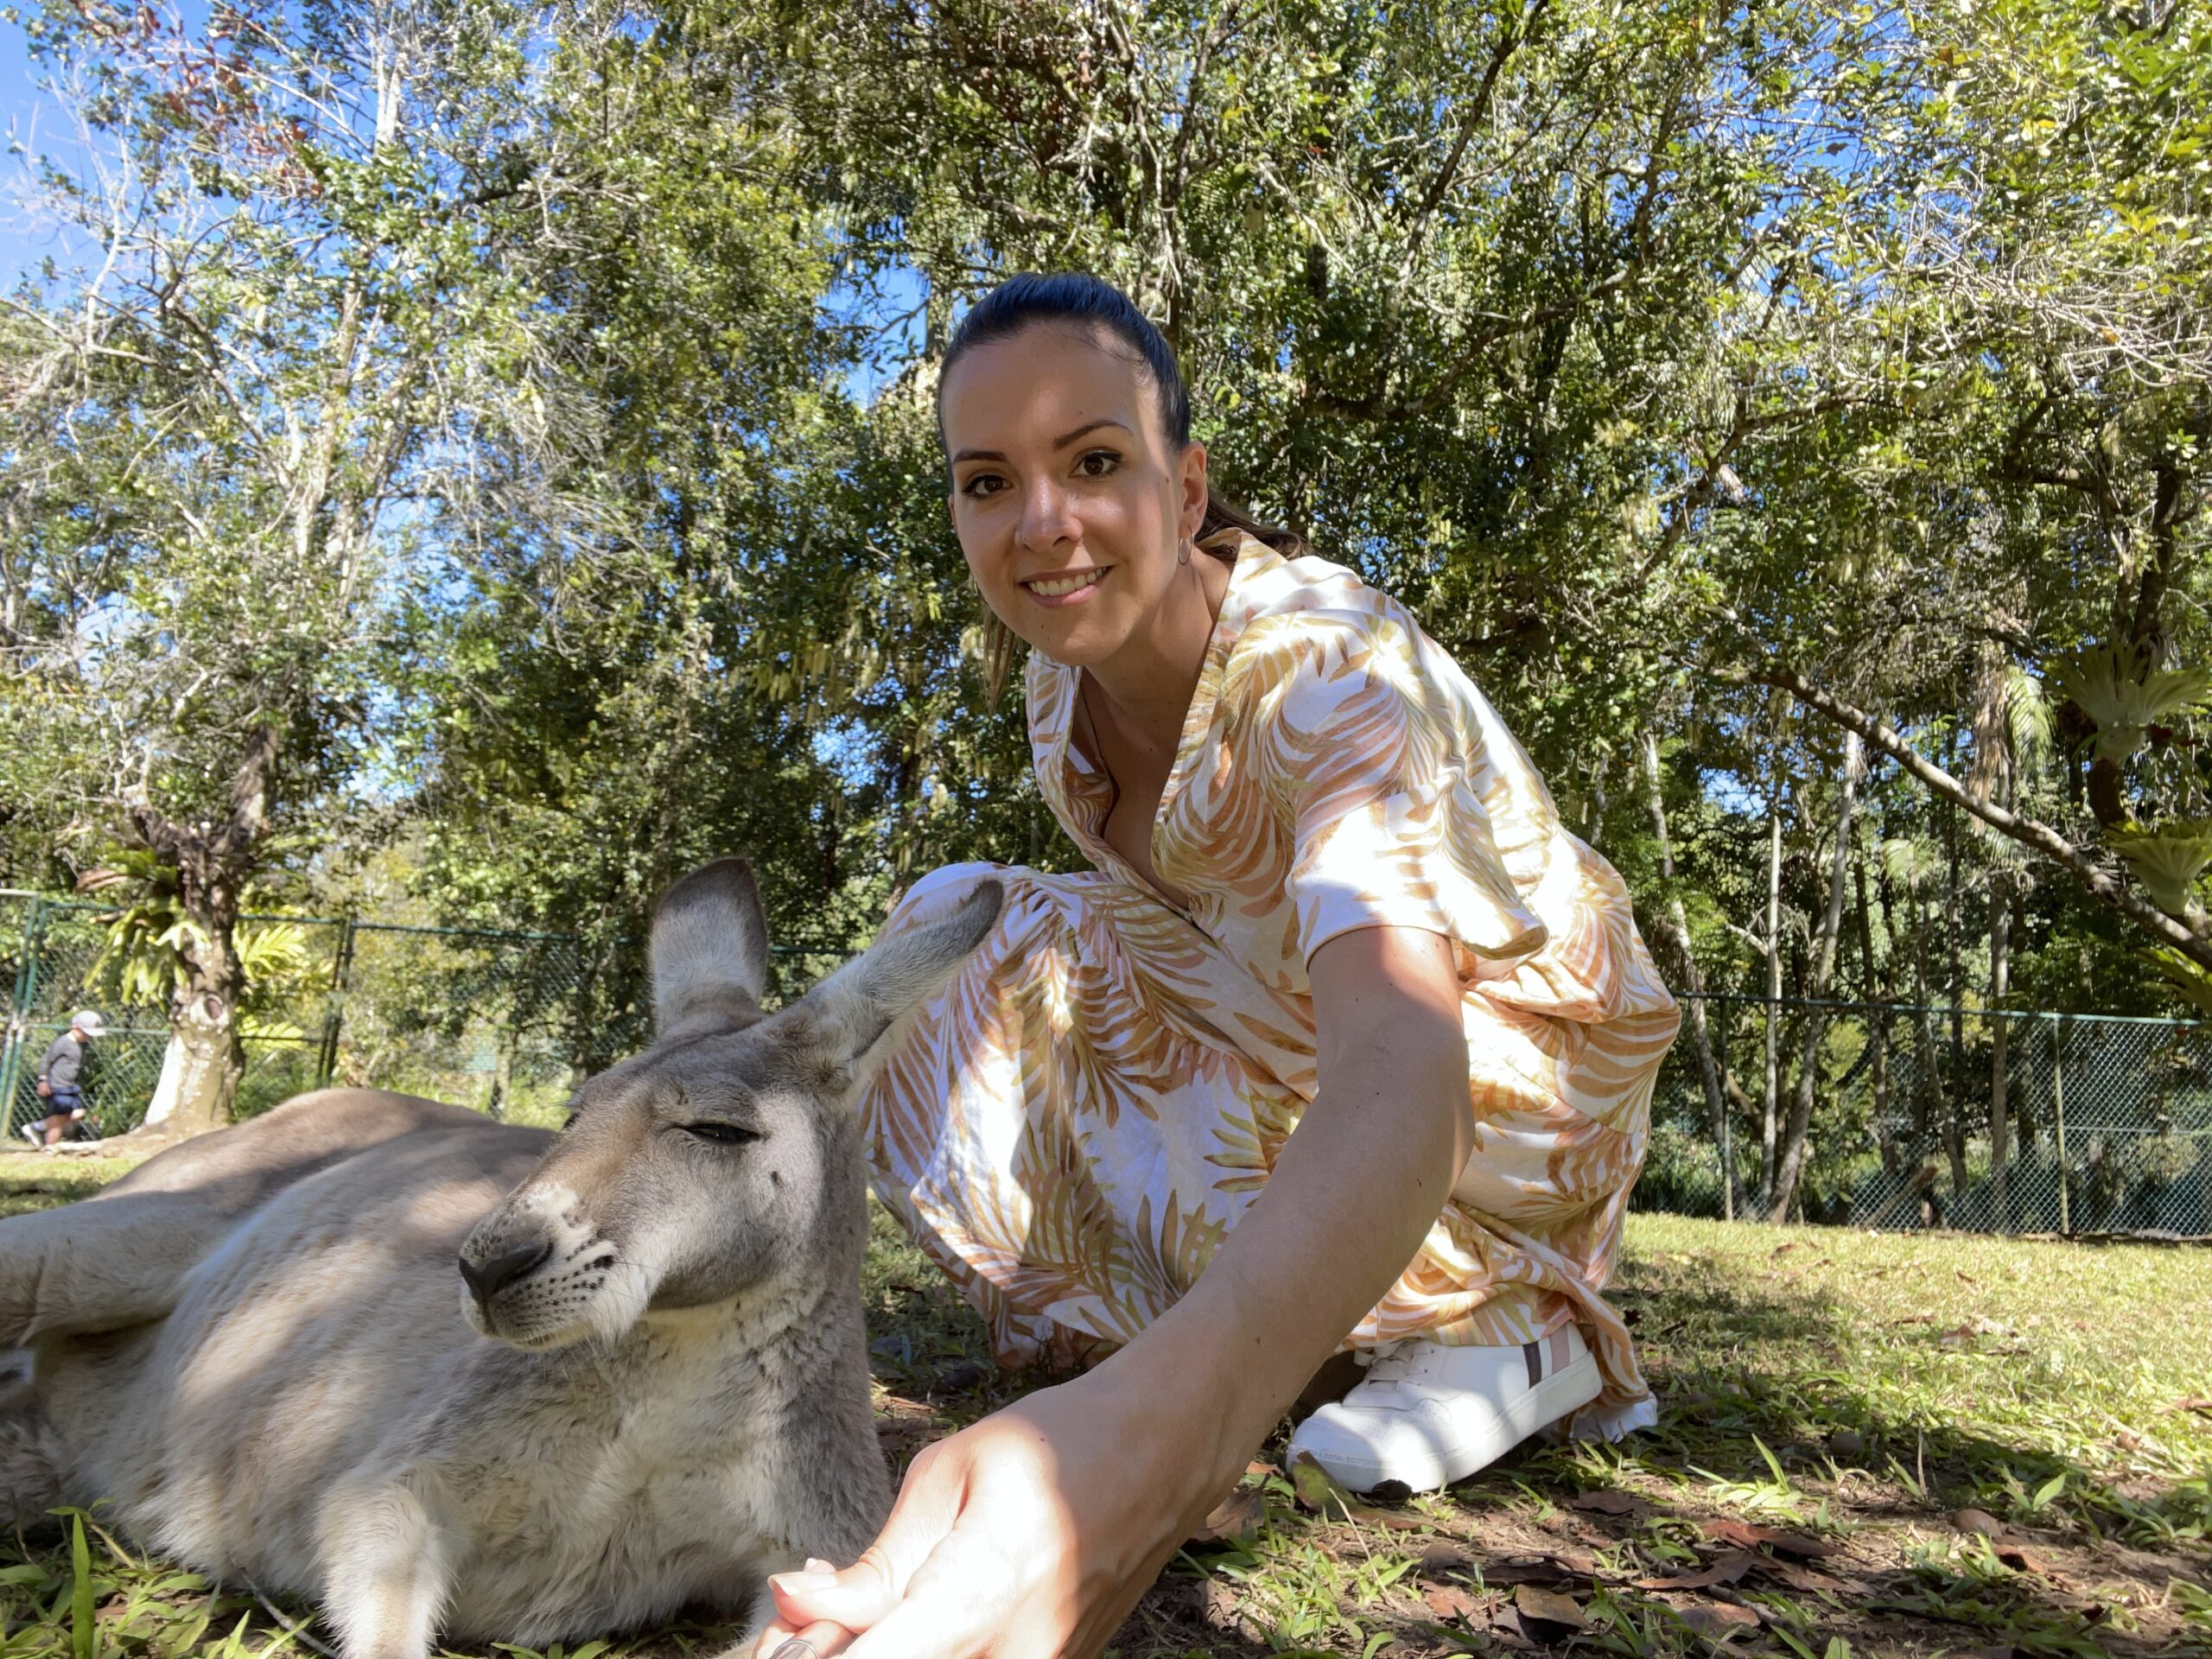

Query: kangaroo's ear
[[790, 879, 1003, 1073], [650, 857, 771, 1039]]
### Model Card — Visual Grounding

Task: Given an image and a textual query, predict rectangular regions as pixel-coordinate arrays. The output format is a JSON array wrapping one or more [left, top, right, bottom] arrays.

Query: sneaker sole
[[1312, 1351, 1606, 1493]]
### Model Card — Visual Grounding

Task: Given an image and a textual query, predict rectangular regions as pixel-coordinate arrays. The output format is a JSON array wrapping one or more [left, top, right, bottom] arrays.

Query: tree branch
[[1167, 2, 1238, 204], [1406, 0, 1547, 231], [1743, 657, 2212, 971]]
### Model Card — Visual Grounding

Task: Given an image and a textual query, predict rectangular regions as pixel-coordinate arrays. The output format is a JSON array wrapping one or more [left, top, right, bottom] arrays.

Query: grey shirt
[[37, 1033, 83, 1094]]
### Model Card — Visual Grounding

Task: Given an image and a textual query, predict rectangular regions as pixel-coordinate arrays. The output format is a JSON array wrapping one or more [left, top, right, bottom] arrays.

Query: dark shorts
[[41, 1089, 83, 1119]]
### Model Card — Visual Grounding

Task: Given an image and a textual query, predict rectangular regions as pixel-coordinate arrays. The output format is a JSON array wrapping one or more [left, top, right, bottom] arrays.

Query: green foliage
[[76, 853, 321, 1040], [3, 0, 2209, 1176]]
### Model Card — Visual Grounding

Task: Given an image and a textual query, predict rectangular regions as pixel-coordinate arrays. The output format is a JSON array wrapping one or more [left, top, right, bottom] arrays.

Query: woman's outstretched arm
[[753, 923, 1473, 1659]]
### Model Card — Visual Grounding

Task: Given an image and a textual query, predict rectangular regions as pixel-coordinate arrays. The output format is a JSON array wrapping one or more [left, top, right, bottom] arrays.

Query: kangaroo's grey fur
[[0, 859, 1002, 1659]]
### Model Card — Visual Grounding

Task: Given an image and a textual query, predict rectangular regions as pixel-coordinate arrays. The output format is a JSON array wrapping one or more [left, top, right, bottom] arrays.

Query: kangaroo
[[0, 858, 1002, 1659]]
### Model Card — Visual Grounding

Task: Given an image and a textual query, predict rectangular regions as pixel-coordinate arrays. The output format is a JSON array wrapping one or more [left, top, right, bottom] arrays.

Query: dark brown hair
[[939, 273, 1305, 700]]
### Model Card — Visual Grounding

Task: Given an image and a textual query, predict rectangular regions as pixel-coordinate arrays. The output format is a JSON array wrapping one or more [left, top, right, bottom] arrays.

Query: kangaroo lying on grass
[[0, 858, 1001, 1659]]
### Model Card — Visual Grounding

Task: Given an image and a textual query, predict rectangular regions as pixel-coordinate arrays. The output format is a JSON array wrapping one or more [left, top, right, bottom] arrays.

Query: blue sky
[[0, 17, 90, 290]]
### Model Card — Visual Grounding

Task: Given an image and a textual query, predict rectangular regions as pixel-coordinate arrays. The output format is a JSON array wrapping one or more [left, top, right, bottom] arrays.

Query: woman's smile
[[1021, 568, 1109, 605]]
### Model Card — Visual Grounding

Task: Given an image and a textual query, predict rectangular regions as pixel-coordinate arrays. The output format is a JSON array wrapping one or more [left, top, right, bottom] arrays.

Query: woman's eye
[[959, 472, 1007, 498], [682, 1122, 761, 1147], [1075, 449, 1121, 478]]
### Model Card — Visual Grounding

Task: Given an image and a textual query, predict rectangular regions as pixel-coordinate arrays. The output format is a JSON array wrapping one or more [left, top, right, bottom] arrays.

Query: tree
[[1686, 0, 2212, 967], [1, 0, 598, 1134]]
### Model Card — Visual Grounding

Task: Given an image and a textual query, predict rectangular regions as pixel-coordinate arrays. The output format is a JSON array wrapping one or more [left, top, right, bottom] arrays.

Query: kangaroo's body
[[0, 861, 1003, 1659]]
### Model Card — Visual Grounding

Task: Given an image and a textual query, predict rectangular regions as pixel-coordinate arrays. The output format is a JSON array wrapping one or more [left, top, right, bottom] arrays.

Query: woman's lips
[[1020, 568, 1107, 607]]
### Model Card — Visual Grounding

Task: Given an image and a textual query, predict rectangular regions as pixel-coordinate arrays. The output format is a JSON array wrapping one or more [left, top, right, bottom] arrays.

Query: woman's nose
[[1017, 477, 1078, 550]]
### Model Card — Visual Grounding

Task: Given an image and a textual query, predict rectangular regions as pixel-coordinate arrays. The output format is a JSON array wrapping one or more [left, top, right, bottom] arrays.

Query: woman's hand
[[751, 1364, 1224, 1659], [753, 925, 1471, 1658]]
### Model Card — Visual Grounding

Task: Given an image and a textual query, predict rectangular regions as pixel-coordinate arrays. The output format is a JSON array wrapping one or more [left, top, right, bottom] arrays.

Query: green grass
[[3, 1160, 2209, 1657]]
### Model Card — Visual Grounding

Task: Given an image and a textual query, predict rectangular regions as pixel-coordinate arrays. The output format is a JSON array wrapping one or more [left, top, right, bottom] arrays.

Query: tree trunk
[[1941, 781, 1971, 1207], [1642, 733, 1735, 1218], [120, 728, 275, 1142], [1891, 870, 1947, 1214], [1857, 857, 1896, 1176], [1770, 734, 1860, 1223], [1989, 874, 2012, 1224], [1760, 800, 1783, 1212], [138, 982, 245, 1137]]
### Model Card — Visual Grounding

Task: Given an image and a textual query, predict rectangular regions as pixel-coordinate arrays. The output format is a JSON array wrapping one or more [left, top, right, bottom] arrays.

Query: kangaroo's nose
[[459, 1239, 553, 1306]]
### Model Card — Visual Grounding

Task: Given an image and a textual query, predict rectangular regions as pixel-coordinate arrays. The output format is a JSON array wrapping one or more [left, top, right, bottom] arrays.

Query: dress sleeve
[[1240, 613, 1550, 970]]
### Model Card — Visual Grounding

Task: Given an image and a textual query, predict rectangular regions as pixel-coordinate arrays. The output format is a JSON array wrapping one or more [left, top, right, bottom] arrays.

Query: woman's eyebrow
[[950, 418, 1131, 467], [1053, 418, 1130, 448]]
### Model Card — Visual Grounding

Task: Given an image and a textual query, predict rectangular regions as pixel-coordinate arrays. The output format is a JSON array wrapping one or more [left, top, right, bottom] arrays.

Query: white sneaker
[[1287, 1325, 1603, 1493], [16, 1124, 39, 1147]]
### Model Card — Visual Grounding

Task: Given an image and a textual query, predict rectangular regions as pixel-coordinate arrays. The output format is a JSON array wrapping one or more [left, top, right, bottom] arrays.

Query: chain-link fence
[[1639, 992, 2212, 1239], [10, 892, 2206, 1239], [0, 893, 857, 1141]]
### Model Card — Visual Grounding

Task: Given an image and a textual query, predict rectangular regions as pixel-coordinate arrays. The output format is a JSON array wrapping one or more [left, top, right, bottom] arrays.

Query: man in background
[[25, 1011, 105, 1148]]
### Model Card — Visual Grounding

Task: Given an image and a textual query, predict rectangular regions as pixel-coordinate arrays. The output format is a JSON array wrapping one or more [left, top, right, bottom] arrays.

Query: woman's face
[[941, 323, 1207, 672]]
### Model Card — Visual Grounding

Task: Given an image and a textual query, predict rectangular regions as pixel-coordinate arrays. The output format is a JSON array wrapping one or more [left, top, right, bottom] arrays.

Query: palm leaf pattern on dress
[[861, 533, 1681, 1428]]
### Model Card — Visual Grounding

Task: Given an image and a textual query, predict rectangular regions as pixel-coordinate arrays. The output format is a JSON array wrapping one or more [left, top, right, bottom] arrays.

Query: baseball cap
[[69, 1010, 105, 1037]]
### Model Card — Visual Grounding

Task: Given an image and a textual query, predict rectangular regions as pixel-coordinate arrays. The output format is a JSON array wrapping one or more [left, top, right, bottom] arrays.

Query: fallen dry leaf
[[2161, 1396, 2212, 1415], [1512, 1584, 1587, 1630], [1701, 1519, 1836, 1559], [1415, 1542, 1472, 1580], [1422, 1582, 1482, 1621], [1679, 1599, 1763, 1633], [1633, 1551, 1757, 1591], [1484, 1606, 1536, 1646], [1283, 1452, 1427, 1529], [1760, 1557, 1849, 1595], [1478, 1554, 1592, 1586], [1288, 1450, 1353, 1514], [1994, 1541, 2056, 1576], [1770, 1242, 1801, 1258], [1567, 1489, 1649, 1517], [1187, 1487, 1266, 1547], [1955, 1268, 1981, 1287], [1952, 1507, 2007, 1541]]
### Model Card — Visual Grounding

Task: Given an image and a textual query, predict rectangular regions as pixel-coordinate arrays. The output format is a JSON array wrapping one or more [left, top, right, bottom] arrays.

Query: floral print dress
[[861, 532, 1681, 1436]]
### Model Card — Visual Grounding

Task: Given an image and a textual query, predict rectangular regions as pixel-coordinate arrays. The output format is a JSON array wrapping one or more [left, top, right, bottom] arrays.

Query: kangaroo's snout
[[457, 1183, 636, 1350], [458, 1239, 551, 1309]]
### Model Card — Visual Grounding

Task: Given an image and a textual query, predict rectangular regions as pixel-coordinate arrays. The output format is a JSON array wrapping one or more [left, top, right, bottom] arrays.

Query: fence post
[[315, 917, 357, 1090], [1718, 1077, 1734, 1223], [0, 898, 46, 1127], [2051, 1014, 2070, 1236]]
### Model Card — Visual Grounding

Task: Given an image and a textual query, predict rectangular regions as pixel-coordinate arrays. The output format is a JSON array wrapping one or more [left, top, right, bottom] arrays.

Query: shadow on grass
[[860, 1218, 2212, 1657]]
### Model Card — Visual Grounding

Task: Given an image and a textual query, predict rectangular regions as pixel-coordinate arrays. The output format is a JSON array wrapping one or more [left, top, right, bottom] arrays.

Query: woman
[[757, 274, 1678, 1659]]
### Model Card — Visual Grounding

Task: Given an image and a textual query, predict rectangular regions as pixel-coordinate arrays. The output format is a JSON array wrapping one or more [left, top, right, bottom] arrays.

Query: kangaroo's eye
[[682, 1122, 761, 1147]]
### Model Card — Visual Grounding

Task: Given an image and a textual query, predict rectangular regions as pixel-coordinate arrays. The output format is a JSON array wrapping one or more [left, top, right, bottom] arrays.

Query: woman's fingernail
[[770, 1571, 838, 1595], [770, 1641, 817, 1659], [804, 1556, 834, 1573]]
